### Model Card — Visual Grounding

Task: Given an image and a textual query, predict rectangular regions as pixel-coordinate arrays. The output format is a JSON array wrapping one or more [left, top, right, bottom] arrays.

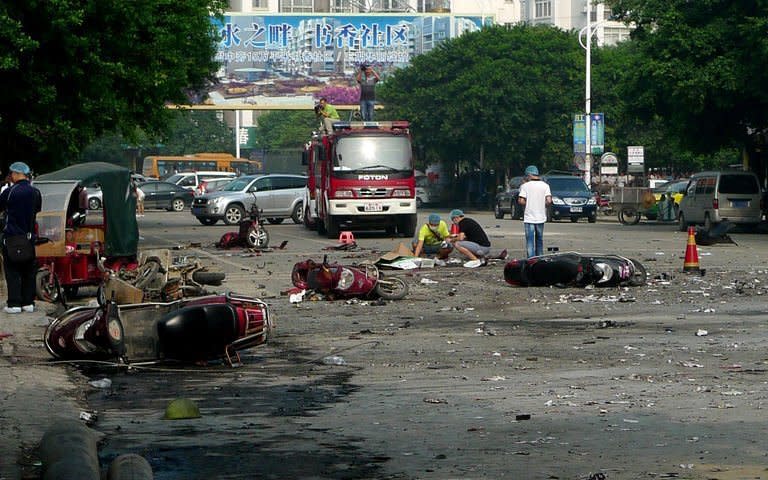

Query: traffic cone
[[683, 226, 700, 273], [339, 231, 355, 244]]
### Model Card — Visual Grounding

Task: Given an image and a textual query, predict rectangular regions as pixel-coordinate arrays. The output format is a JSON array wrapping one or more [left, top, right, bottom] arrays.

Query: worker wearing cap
[[447, 209, 491, 264], [517, 165, 552, 258], [412, 213, 452, 258], [0, 162, 42, 313]]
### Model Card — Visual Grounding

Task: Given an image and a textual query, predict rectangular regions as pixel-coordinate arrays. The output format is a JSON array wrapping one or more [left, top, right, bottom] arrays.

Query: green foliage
[[380, 24, 584, 176], [606, 0, 768, 153], [255, 110, 319, 150], [158, 111, 233, 155], [0, 0, 226, 174]]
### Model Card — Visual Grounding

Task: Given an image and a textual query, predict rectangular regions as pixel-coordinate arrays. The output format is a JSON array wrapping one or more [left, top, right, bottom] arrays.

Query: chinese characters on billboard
[[208, 14, 485, 107]]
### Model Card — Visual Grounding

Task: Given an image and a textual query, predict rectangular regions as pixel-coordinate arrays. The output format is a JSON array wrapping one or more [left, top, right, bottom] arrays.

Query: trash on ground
[[322, 355, 347, 365], [89, 378, 112, 389], [289, 289, 306, 303], [696, 329, 708, 336], [420, 278, 438, 284], [423, 398, 448, 404]]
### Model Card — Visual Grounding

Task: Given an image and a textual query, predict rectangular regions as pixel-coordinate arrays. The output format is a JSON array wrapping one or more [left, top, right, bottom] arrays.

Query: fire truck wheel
[[325, 216, 339, 239], [399, 214, 417, 237]]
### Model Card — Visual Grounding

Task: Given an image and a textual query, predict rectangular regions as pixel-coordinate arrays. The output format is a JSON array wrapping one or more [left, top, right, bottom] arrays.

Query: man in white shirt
[[517, 165, 552, 258]]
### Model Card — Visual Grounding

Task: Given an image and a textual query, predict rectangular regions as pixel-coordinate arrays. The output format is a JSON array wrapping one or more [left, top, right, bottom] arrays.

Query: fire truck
[[302, 121, 417, 239]]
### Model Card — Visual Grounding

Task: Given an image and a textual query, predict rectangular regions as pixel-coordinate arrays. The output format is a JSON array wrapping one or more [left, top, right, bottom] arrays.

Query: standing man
[[356, 64, 380, 121], [448, 209, 491, 266], [0, 162, 42, 313], [317, 97, 340, 134], [517, 165, 552, 258]]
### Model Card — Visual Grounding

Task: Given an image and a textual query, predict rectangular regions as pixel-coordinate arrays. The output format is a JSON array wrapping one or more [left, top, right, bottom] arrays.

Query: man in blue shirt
[[0, 162, 42, 313]]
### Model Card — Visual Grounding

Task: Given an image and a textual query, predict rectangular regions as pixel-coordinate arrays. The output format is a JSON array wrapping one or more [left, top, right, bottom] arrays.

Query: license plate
[[731, 200, 748, 208], [191, 207, 204, 215], [570, 206, 583, 213], [364, 203, 383, 212]]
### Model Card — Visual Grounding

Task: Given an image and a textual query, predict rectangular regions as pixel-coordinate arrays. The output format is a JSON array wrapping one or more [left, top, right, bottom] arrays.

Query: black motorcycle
[[504, 252, 647, 288]]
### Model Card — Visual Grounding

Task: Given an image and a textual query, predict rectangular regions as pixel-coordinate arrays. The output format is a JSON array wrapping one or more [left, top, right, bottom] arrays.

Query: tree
[[0, 0, 226, 173], [380, 25, 584, 178], [159, 111, 233, 155], [255, 111, 318, 150], [606, 0, 768, 154]]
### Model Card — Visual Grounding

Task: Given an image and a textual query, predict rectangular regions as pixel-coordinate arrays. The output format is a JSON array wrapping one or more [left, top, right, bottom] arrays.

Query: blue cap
[[428, 213, 441, 225], [449, 209, 464, 218], [9, 162, 31, 175], [524, 165, 539, 176]]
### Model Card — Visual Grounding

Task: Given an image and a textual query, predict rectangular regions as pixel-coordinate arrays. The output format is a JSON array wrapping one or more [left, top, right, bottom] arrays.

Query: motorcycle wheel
[[36, 269, 60, 303], [192, 271, 226, 286], [374, 277, 409, 300], [133, 260, 161, 289], [246, 225, 270, 248], [627, 258, 648, 286], [618, 208, 641, 225]]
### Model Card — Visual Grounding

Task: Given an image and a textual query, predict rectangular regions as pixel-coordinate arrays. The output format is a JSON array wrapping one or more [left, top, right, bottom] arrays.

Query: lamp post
[[578, 2, 602, 187]]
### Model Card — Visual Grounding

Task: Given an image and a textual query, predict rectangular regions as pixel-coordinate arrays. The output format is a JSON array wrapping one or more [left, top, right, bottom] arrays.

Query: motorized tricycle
[[34, 162, 140, 302], [44, 292, 273, 367], [291, 255, 409, 300], [504, 252, 647, 288]]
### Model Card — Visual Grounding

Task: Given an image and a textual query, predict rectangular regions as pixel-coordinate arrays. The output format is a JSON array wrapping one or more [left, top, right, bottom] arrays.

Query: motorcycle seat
[[156, 304, 238, 360]]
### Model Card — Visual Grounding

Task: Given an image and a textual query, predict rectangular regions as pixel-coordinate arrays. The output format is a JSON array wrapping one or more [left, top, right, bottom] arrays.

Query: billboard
[[207, 14, 485, 108]]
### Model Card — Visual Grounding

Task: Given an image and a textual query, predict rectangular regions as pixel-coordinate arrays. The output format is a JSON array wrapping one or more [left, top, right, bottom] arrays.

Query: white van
[[678, 171, 763, 231], [164, 171, 237, 191]]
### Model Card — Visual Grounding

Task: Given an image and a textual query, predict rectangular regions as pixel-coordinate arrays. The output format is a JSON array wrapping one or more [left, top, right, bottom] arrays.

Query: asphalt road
[[11, 208, 768, 479]]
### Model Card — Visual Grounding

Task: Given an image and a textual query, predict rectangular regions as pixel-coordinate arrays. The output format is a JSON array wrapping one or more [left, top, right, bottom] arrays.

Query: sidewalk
[[0, 289, 84, 479]]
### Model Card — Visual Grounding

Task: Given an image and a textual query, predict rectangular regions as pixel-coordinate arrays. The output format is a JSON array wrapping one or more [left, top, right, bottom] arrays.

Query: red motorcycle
[[291, 256, 409, 300], [44, 293, 273, 367], [217, 194, 269, 249]]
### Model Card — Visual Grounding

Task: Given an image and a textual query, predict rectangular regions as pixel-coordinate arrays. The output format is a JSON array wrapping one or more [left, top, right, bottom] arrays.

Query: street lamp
[[578, 2, 605, 187]]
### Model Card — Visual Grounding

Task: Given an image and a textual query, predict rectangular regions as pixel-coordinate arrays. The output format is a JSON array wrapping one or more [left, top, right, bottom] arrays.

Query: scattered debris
[[322, 355, 347, 365], [423, 398, 448, 404], [695, 329, 708, 336]]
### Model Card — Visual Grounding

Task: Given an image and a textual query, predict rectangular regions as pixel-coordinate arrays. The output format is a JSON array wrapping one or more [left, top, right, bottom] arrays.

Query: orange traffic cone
[[683, 226, 700, 273], [339, 231, 355, 244]]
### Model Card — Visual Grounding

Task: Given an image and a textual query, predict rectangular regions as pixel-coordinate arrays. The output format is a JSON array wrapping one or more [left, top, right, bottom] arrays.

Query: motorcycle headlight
[[551, 197, 565, 205], [337, 268, 355, 290]]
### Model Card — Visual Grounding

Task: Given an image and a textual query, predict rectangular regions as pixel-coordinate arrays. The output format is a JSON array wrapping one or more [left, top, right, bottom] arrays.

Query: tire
[[36, 269, 60, 303], [374, 277, 409, 300], [197, 217, 218, 226], [678, 212, 688, 232], [618, 208, 641, 225], [416, 197, 424, 209], [317, 216, 327, 236], [704, 213, 713, 231], [627, 258, 648, 287], [303, 205, 315, 230], [291, 203, 303, 224], [88, 197, 101, 210], [246, 224, 270, 248], [493, 203, 504, 219], [172, 198, 185, 212], [267, 218, 284, 225], [570, 217, 578, 223], [133, 260, 161, 289], [399, 214, 417, 237], [192, 271, 226, 286], [325, 215, 339, 239], [224, 205, 245, 225], [588, 214, 597, 224], [512, 201, 522, 220]]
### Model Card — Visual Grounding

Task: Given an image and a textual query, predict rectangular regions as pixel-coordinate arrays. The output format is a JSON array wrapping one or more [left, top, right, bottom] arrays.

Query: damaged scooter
[[291, 255, 409, 300], [44, 293, 273, 367], [504, 252, 647, 288]]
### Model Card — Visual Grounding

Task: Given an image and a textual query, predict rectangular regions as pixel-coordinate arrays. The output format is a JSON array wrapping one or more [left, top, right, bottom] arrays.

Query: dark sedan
[[494, 176, 526, 219], [139, 181, 194, 211]]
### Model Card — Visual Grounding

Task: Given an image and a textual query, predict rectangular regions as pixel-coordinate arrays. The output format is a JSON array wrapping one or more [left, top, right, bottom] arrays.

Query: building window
[[280, 0, 312, 12], [535, 0, 551, 18], [252, 0, 267, 8]]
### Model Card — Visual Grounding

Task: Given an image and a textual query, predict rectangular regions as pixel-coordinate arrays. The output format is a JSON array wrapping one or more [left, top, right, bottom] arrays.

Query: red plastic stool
[[339, 231, 355, 244]]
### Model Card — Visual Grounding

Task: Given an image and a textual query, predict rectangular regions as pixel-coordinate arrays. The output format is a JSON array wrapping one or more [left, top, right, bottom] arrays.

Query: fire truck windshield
[[333, 136, 411, 172]]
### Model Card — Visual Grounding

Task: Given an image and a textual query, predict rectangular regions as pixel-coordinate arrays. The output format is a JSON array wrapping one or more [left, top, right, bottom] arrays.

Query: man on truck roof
[[317, 98, 340, 135]]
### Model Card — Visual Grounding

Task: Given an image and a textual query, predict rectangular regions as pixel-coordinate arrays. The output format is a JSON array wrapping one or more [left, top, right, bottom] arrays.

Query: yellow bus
[[141, 153, 263, 179]]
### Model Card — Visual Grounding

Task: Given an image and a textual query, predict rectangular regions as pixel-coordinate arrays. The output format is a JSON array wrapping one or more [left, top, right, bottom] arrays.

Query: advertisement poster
[[207, 14, 485, 107]]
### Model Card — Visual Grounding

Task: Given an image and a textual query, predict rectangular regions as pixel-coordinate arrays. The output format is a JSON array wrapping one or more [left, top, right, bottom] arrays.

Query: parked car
[[86, 185, 103, 210], [494, 176, 526, 219], [678, 171, 763, 231], [191, 174, 307, 226], [542, 174, 597, 223], [195, 177, 233, 196], [139, 181, 195, 211], [165, 171, 237, 191]]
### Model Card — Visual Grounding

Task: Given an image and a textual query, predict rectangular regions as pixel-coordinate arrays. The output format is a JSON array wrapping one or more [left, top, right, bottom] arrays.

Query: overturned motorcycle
[[291, 256, 409, 300], [504, 252, 647, 288], [44, 293, 273, 367]]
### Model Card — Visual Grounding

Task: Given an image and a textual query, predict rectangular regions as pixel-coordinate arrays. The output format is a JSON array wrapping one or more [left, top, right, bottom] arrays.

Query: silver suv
[[191, 174, 306, 225]]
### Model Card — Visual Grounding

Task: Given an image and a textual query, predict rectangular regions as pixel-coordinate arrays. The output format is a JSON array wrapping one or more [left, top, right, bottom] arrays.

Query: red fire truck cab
[[303, 121, 417, 239]]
